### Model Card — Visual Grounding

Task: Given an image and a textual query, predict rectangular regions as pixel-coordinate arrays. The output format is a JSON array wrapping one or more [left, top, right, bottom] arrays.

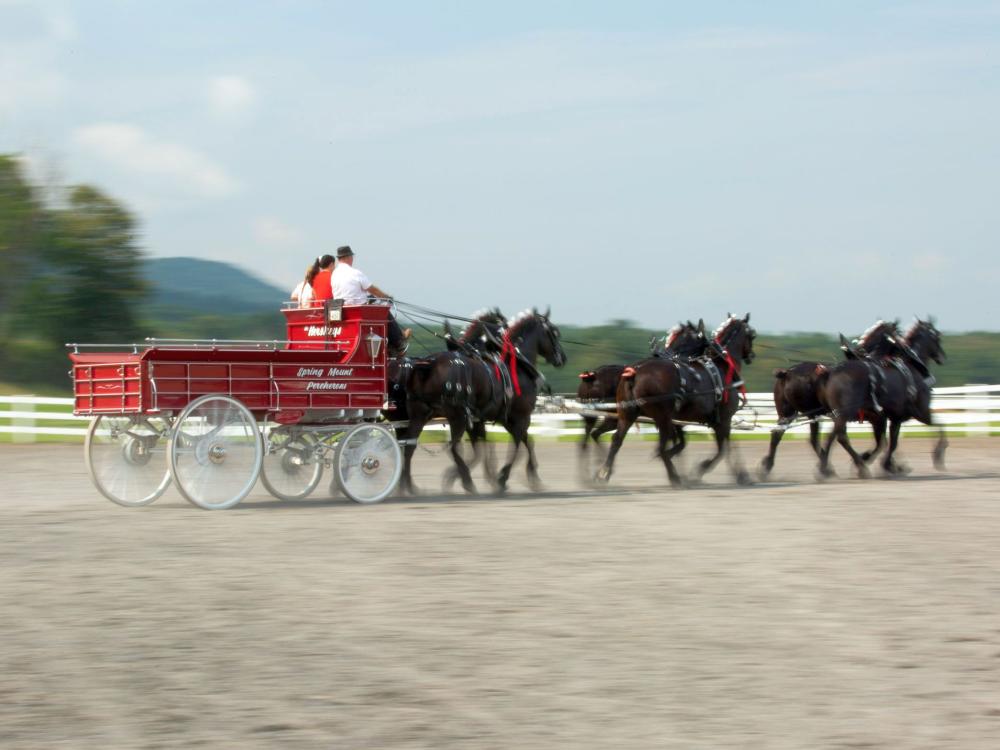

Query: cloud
[[912, 252, 948, 273], [252, 216, 303, 248], [794, 46, 999, 93], [207, 75, 256, 116], [73, 122, 239, 197], [0, 1, 74, 115]]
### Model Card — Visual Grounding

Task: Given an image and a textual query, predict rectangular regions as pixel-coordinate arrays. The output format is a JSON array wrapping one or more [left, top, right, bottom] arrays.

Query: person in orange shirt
[[310, 254, 335, 301]]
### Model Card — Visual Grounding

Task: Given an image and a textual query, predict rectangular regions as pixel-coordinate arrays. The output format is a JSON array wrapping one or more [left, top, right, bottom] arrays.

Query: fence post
[[13, 395, 36, 444]]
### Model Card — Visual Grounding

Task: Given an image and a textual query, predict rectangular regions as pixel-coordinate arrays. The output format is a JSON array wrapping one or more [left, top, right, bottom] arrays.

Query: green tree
[[28, 184, 148, 345], [0, 156, 46, 340]]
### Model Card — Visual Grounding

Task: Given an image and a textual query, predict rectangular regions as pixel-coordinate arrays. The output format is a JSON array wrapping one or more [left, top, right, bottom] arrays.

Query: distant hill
[[142, 257, 287, 317]]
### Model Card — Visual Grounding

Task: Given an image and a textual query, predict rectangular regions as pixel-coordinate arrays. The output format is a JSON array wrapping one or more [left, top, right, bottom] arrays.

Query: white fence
[[2, 386, 998, 442]]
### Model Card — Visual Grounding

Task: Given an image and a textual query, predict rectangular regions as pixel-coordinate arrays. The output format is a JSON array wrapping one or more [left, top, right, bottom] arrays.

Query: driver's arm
[[367, 284, 390, 299]]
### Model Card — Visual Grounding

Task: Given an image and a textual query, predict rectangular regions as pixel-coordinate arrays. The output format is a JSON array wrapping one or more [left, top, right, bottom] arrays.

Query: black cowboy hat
[[336, 245, 354, 259]]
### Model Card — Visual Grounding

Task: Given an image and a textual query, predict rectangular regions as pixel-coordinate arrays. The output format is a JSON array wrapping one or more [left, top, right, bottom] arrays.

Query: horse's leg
[[695, 422, 729, 479], [654, 416, 684, 488], [469, 421, 499, 485], [400, 413, 428, 495], [861, 414, 887, 464], [524, 433, 543, 491], [722, 422, 751, 485], [808, 420, 822, 459], [595, 409, 638, 483], [817, 417, 842, 479], [580, 415, 596, 453], [916, 401, 948, 471], [759, 421, 788, 478], [580, 416, 593, 452], [497, 413, 529, 492], [835, 419, 871, 479], [881, 419, 907, 475], [445, 413, 477, 494], [932, 428, 948, 471]]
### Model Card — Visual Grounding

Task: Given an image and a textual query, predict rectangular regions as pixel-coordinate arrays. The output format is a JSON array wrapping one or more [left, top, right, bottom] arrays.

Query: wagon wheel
[[333, 423, 402, 504], [168, 395, 262, 510], [261, 427, 323, 501], [86, 415, 172, 507]]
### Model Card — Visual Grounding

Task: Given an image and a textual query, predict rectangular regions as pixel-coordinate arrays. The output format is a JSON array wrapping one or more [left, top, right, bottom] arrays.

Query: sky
[[3, 0, 1000, 333]]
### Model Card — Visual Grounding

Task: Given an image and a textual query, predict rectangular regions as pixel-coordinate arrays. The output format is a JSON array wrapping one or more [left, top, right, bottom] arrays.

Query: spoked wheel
[[168, 395, 262, 510], [261, 427, 324, 501], [86, 415, 172, 507], [333, 423, 402, 504]]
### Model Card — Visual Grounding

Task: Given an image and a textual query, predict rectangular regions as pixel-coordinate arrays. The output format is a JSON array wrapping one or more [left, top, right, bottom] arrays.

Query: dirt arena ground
[[1, 437, 999, 749]]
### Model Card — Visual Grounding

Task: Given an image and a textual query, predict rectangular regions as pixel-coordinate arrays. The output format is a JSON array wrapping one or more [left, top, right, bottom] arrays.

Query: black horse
[[817, 318, 945, 478], [596, 313, 756, 487], [400, 308, 567, 495], [758, 319, 901, 479], [577, 320, 708, 452]]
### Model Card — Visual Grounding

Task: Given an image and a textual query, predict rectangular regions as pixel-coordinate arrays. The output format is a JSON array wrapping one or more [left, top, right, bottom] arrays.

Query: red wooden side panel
[[68, 354, 144, 415], [68, 305, 391, 421]]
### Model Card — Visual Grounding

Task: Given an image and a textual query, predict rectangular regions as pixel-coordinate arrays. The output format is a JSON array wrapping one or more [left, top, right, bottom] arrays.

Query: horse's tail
[[616, 366, 639, 416], [773, 367, 789, 380]]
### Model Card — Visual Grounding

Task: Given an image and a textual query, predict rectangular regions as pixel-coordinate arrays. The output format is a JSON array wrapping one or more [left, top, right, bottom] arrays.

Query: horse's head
[[508, 307, 567, 368], [856, 319, 902, 358], [664, 319, 708, 358], [907, 316, 945, 365], [713, 312, 756, 365], [536, 306, 567, 368]]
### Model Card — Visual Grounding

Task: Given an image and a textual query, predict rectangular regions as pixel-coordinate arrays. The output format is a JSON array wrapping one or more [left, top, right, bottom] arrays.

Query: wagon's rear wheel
[[261, 427, 323, 501], [169, 395, 262, 510], [86, 415, 172, 507], [334, 423, 402, 504]]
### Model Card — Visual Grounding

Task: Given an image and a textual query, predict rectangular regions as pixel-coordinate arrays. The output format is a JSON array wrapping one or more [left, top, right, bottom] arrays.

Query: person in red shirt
[[310, 254, 335, 301]]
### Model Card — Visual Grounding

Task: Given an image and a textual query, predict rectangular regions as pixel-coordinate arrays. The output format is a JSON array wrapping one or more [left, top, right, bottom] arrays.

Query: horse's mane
[[856, 319, 902, 355], [712, 315, 744, 343], [903, 318, 937, 344], [664, 323, 685, 348], [506, 309, 540, 339], [459, 307, 507, 343]]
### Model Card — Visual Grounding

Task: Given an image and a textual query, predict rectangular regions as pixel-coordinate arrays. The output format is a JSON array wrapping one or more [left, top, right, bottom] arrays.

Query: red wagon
[[68, 301, 403, 509]]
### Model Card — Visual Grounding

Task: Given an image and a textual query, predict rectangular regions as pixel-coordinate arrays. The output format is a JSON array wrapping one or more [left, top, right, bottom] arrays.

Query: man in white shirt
[[330, 245, 409, 353]]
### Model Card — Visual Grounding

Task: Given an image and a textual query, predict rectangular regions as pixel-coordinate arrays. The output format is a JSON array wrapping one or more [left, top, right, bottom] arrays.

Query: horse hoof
[[857, 465, 871, 480], [595, 467, 611, 483], [462, 482, 478, 495], [815, 466, 834, 482], [736, 471, 752, 486]]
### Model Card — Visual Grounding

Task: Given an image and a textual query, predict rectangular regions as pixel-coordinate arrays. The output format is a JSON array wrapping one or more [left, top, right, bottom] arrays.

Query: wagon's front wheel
[[86, 415, 172, 507], [334, 423, 402, 504], [169, 395, 262, 510]]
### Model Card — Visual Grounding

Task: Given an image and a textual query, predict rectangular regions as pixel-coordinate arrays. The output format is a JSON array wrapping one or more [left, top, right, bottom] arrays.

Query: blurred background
[[3, 0, 1000, 395]]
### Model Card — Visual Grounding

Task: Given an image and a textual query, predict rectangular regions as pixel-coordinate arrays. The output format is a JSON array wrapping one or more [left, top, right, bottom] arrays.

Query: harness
[[889, 357, 918, 403], [500, 332, 522, 397], [861, 359, 885, 417]]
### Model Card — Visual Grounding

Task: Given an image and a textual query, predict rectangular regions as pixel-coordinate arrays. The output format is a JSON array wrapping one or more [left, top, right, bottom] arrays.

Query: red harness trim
[[715, 337, 745, 405], [501, 333, 522, 396]]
